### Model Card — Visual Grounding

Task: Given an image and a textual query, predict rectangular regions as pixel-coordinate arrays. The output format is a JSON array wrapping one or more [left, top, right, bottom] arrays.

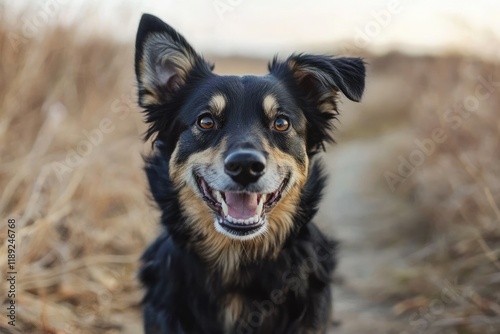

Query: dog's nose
[[224, 149, 266, 186]]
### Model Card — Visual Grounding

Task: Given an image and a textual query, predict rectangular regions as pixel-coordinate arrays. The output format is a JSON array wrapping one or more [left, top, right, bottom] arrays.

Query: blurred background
[[0, 1, 499, 333]]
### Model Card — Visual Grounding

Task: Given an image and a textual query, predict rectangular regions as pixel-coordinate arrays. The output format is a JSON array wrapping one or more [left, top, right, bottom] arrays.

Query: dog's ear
[[269, 54, 365, 153], [135, 14, 212, 107]]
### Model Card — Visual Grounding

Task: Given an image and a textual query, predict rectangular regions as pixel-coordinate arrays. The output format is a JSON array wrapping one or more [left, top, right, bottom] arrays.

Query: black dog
[[135, 14, 365, 334]]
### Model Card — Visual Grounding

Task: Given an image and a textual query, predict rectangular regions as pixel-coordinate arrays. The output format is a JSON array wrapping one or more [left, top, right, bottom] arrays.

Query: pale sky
[[4, 0, 500, 60]]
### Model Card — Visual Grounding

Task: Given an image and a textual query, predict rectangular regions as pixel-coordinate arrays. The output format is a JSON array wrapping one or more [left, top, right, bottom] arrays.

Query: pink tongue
[[224, 192, 258, 219]]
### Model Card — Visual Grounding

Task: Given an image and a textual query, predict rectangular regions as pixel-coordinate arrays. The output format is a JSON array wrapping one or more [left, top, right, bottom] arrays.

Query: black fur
[[135, 14, 365, 334]]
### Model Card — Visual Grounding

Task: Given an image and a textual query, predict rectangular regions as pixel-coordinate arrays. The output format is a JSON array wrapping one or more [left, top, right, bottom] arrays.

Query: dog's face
[[135, 15, 365, 267], [167, 77, 310, 241]]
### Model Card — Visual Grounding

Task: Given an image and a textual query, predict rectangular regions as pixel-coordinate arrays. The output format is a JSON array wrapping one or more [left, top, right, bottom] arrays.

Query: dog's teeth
[[221, 200, 228, 216], [256, 196, 264, 216], [224, 214, 263, 226]]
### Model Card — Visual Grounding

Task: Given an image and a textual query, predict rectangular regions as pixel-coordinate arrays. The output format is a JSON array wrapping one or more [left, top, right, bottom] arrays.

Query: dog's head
[[135, 14, 365, 270]]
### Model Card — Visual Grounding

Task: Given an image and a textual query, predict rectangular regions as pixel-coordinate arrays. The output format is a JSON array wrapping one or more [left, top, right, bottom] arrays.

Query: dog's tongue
[[224, 192, 258, 219]]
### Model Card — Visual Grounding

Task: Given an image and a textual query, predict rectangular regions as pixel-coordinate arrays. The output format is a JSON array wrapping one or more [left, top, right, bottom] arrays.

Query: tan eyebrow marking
[[208, 94, 227, 116], [262, 95, 279, 118]]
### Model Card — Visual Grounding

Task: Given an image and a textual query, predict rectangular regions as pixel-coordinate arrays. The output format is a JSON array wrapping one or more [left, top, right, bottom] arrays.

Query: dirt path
[[318, 130, 420, 334]]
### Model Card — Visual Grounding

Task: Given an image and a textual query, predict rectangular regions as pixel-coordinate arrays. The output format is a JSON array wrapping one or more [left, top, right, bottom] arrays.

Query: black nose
[[224, 149, 266, 186]]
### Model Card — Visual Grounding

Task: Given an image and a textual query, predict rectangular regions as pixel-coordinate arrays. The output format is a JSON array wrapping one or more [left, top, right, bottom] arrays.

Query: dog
[[135, 14, 365, 334]]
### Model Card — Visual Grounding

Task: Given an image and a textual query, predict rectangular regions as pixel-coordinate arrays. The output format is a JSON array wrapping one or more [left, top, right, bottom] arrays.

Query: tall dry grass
[[0, 19, 156, 333], [388, 55, 500, 333]]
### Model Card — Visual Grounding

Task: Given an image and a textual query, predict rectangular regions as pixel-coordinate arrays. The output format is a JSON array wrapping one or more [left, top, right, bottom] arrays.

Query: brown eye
[[273, 116, 290, 131], [197, 114, 215, 130]]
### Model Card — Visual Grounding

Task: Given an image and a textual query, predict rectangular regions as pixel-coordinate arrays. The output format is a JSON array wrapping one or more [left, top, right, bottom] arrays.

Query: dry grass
[[385, 55, 500, 333], [0, 19, 157, 334]]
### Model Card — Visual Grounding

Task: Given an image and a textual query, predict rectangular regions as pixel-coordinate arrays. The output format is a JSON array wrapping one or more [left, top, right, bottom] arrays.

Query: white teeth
[[221, 200, 228, 216], [223, 215, 262, 225], [215, 190, 228, 216], [256, 195, 265, 217]]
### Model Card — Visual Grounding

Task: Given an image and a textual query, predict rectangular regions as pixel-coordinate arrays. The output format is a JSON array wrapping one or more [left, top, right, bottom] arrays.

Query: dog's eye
[[273, 116, 290, 132], [197, 114, 215, 130]]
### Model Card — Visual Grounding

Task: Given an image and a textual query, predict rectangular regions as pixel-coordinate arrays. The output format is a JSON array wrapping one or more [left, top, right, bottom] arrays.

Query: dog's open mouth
[[195, 175, 287, 237]]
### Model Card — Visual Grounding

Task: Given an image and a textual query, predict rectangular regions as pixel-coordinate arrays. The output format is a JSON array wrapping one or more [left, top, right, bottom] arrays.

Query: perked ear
[[135, 14, 213, 107], [269, 54, 366, 153]]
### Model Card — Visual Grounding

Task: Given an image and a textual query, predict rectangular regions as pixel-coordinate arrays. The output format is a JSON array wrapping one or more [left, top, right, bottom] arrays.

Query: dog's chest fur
[[222, 294, 243, 331]]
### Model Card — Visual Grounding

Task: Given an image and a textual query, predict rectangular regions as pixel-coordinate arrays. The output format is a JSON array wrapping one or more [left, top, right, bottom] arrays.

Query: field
[[0, 16, 499, 334]]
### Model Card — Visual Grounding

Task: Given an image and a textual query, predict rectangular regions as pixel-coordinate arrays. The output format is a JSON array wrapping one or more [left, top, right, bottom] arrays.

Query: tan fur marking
[[317, 90, 339, 113], [287, 59, 309, 82], [262, 95, 279, 118], [287, 59, 297, 70], [223, 294, 244, 331], [287, 60, 340, 113], [140, 91, 161, 106], [264, 141, 309, 255], [148, 33, 196, 81], [137, 58, 161, 106], [137, 33, 197, 106], [209, 94, 227, 116]]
